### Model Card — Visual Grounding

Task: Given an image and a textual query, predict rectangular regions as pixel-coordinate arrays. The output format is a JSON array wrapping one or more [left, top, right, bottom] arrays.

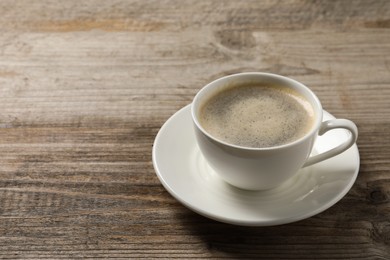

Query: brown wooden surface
[[0, 0, 389, 259]]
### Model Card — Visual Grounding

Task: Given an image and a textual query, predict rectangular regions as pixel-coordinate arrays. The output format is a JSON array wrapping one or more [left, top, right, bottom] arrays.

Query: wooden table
[[0, 0, 389, 258]]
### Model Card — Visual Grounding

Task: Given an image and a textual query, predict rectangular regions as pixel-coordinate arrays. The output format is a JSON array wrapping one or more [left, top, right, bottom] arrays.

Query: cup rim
[[191, 72, 323, 151]]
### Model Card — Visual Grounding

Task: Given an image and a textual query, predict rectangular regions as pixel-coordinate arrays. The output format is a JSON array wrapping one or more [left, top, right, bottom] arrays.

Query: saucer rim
[[152, 104, 360, 226]]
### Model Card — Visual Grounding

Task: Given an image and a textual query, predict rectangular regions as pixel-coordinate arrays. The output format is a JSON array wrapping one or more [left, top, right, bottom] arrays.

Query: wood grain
[[0, 0, 389, 258]]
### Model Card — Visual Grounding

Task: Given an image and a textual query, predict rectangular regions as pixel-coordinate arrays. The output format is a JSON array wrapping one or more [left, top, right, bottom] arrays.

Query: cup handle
[[303, 119, 358, 167]]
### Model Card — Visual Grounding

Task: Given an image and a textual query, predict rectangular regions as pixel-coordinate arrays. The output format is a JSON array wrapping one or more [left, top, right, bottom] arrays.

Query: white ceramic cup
[[191, 72, 358, 190]]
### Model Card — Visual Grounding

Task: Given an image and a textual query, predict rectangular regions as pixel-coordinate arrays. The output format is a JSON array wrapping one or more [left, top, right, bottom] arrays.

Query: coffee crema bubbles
[[199, 84, 315, 148]]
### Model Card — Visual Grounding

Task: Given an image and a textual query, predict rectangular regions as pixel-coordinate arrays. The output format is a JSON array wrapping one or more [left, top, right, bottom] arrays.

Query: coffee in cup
[[198, 83, 315, 148]]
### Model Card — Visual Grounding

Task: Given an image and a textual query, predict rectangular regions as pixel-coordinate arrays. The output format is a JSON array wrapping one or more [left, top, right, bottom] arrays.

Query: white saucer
[[152, 105, 360, 226]]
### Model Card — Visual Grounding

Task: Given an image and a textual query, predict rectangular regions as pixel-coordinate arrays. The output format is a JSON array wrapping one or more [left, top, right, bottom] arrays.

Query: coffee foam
[[199, 84, 315, 148]]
